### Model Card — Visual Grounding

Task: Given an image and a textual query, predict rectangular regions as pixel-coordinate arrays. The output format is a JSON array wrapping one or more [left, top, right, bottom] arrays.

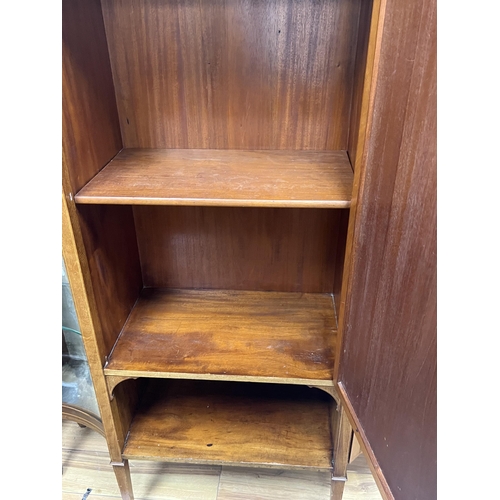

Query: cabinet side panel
[[63, 0, 122, 193], [332, 209, 349, 316], [346, 0, 374, 169], [134, 206, 339, 293], [337, 0, 436, 498], [101, 0, 360, 150], [77, 205, 143, 355]]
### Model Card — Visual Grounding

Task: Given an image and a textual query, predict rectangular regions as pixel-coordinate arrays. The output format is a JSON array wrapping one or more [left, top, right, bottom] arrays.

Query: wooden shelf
[[123, 379, 333, 470], [75, 148, 353, 208], [105, 288, 337, 386]]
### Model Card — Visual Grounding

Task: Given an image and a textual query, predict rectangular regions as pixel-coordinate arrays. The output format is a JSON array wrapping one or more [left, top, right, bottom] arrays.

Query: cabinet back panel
[[134, 206, 346, 293], [101, 0, 361, 150], [63, 0, 122, 194]]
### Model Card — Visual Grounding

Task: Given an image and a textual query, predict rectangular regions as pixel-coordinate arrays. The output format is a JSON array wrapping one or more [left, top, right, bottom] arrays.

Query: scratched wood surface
[[62, 420, 382, 499], [100, 0, 362, 150], [75, 149, 353, 207], [105, 288, 336, 385], [121, 380, 332, 469]]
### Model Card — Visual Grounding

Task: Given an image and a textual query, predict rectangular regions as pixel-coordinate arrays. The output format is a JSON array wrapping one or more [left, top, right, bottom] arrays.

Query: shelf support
[[105, 375, 138, 401], [308, 384, 340, 404]]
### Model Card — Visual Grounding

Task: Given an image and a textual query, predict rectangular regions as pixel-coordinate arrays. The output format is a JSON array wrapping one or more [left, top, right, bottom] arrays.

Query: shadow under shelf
[[123, 378, 335, 470]]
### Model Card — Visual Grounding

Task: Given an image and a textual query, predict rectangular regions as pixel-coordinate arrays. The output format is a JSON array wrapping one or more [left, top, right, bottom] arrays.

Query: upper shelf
[[74, 149, 353, 208]]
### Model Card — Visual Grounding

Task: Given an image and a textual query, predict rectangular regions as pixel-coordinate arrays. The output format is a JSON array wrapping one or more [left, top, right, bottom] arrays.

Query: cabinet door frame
[[334, 0, 437, 498]]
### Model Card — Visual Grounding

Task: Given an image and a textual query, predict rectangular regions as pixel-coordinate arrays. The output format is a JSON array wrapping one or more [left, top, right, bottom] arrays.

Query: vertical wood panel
[[337, 0, 436, 498], [62, 0, 122, 193], [133, 206, 340, 293], [77, 205, 143, 355], [346, 0, 374, 169], [101, 0, 361, 150]]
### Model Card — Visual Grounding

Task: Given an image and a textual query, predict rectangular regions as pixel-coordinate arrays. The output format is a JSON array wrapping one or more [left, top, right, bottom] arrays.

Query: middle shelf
[[74, 148, 353, 208], [104, 288, 337, 387]]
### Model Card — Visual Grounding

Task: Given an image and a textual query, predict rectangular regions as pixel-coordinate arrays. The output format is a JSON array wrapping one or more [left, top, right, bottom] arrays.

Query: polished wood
[[62, 0, 122, 194], [105, 288, 336, 386], [101, 0, 361, 150], [332, 209, 349, 314], [309, 385, 340, 405], [63, 188, 128, 461], [123, 380, 332, 470], [62, 403, 105, 437], [336, 0, 437, 498], [134, 206, 342, 293], [346, 0, 375, 170], [76, 205, 143, 356], [75, 149, 353, 208], [334, 0, 386, 383], [112, 461, 134, 500], [337, 383, 393, 500], [330, 403, 352, 500], [349, 433, 362, 464]]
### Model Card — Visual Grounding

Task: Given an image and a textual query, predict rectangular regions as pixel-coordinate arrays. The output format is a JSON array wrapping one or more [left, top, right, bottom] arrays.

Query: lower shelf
[[123, 379, 334, 471]]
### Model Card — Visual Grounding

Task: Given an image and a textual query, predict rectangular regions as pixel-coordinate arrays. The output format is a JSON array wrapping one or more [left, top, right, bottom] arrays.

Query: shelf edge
[[103, 369, 335, 387]]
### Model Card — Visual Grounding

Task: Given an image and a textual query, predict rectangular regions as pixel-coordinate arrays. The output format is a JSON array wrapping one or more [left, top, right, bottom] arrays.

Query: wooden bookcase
[[62, 0, 436, 498]]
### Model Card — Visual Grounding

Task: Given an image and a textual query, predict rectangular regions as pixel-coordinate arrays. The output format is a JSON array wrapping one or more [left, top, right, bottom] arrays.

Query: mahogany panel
[[123, 379, 333, 469], [62, 0, 122, 194], [77, 205, 143, 355], [105, 288, 337, 385], [75, 149, 353, 208], [133, 206, 340, 293], [337, 0, 436, 498], [101, 0, 361, 150], [346, 0, 374, 169]]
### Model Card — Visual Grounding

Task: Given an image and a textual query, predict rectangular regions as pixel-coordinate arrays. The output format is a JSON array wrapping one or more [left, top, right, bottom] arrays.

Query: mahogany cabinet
[[62, 0, 436, 498]]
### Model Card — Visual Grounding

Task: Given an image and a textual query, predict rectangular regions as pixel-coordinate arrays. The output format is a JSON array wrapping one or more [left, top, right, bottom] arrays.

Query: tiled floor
[[62, 420, 382, 500]]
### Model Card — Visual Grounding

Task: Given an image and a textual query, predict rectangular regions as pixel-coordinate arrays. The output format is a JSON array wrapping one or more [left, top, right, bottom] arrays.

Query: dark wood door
[[336, 0, 436, 498]]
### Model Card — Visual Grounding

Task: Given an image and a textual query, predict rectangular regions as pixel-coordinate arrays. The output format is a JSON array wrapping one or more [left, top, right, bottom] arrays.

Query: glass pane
[[62, 259, 100, 416]]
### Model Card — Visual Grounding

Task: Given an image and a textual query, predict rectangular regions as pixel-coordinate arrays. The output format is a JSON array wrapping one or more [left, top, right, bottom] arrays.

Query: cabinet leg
[[112, 460, 134, 500], [331, 480, 346, 500], [330, 402, 351, 500]]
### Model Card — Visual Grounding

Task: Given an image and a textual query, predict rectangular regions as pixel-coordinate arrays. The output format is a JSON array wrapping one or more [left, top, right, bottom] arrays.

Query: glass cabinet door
[[62, 259, 101, 421]]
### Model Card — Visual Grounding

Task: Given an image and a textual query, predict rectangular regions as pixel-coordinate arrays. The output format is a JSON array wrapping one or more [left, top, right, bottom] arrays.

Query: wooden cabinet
[[62, 0, 436, 498]]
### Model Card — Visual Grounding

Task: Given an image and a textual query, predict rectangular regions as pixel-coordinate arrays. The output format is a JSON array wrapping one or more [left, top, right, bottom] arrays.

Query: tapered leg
[[330, 402, 351, 500], [112, 460, 134, 500]]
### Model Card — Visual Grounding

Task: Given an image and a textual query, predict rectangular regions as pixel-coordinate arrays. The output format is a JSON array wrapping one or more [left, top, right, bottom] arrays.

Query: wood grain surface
[[77, 205, 143, 356], [75, 149, 353, 207], [123, 380, 333, 469], [336, 0, 437, 497], [101, 0, 361, 150], [105, 288, 336, 385], [346, 0, 374, 170], [133, 206, 343, 293], [62, 0, 122, 194], [63, 187, 132, 461]]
